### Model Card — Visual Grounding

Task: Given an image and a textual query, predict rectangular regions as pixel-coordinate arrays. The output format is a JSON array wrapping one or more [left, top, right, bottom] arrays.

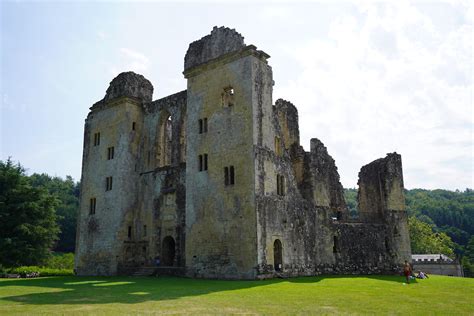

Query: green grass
[[0, 275, 472, 315]]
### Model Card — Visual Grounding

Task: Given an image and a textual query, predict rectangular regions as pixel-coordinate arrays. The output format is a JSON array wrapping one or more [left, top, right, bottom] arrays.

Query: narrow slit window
[[107, 146, 114, 160], [106, 176, 113, 191], [277, 175, 280, 195], [224, 167, 229, 185], [93, 132, 101, 146], [89, 198, 96, 215], [132, 122, 136, 131], [204, 154, 208, 171], [128, 226, 132, 239], [230, 166, 235, 185], [199, 119, 203, 134], [275, 137, 281, 156]]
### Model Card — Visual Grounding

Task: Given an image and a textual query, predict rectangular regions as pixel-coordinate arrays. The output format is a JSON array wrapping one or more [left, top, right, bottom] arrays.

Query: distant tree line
[[345, 188, 474, 276]]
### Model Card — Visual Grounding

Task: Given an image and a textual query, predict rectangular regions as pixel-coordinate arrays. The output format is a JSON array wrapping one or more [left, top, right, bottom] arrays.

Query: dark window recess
[[224, 167, 229, 185], [199, 154, 208, 171], [89, 198, 96, 215], [277, 175, 285, 195], [224, 166, 235, 186], [143, 225, 147, 237], [106, 176, 113, 191], [222, 87, 235, 107], [333, 236, 339, 253], [128, 226, 132, 239], [199, 118, 208, 134], [107, 146, 114, 160], [93, 132, 101, 146], [132, 122, 136, 131]]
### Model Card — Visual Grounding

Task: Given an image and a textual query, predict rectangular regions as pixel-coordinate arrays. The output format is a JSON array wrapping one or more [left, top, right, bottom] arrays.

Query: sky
[[1, 0, 472, 190]]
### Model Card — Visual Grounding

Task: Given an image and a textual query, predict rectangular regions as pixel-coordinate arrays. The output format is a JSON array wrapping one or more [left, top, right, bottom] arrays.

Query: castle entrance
[[162, 236, 175, 266], [274, 239, 283, 271]]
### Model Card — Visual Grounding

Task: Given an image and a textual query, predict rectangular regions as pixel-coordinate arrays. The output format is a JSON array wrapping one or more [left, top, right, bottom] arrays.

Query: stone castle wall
[[75, 26, 411, 278]]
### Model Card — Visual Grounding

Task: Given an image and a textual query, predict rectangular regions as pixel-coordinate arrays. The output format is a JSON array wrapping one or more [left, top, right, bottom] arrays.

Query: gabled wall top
[[184, 26, 245, 72]]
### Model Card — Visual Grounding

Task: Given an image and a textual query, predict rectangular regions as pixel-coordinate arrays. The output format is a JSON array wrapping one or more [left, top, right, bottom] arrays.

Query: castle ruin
[[75, 27, 411, 279]]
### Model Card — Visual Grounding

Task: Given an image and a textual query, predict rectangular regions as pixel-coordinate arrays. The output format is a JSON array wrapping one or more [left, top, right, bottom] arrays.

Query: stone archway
[[274, 239, 283, 271], [162, 236, 176, 266]]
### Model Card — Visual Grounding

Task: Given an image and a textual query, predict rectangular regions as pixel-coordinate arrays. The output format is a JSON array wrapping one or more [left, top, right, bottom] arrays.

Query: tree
[[408, 216, 455, 257], [0, 159, 60, 267], [29, 174, 79, 252]]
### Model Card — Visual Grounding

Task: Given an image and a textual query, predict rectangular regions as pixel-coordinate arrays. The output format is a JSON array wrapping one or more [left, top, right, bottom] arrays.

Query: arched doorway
[[274, 239, 283, 271], [162, 236, 175, 266]]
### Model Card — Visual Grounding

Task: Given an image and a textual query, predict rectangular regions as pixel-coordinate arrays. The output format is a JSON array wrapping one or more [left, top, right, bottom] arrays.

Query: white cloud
[[108, 48, 151, 77], [275, 1, 473, 189]]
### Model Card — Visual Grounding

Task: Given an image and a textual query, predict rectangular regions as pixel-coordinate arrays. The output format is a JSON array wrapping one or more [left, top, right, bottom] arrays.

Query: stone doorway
[[162, 236, 176, 266], [274, 239, 283, 271]]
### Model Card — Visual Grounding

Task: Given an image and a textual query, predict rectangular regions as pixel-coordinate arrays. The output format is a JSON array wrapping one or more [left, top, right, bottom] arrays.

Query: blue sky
[[1, 1, 472, 190]]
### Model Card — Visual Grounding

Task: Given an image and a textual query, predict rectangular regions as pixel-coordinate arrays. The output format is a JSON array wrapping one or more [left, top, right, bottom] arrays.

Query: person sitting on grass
[[417, 271, 429, 279]]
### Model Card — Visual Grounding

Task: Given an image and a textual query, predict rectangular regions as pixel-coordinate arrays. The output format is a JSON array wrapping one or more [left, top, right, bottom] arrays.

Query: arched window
[[157, 112, 172, 167], [274, 239, 283, 271], [179, 115, 186, 163]]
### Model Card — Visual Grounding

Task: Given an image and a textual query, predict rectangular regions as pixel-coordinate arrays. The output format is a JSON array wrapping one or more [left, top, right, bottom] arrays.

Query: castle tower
[[75, 72, 153, 275], [183, 27, 273, 279]]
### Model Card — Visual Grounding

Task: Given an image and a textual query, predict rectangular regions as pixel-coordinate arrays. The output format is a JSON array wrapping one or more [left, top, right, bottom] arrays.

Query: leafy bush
[[8, 266, 73, 277], [44, 253, 74, 269]]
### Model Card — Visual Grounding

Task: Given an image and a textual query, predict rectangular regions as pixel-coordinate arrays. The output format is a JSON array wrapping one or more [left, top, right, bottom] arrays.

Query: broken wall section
[[356, 152, 411, 266], [301, 138, 347, 218]]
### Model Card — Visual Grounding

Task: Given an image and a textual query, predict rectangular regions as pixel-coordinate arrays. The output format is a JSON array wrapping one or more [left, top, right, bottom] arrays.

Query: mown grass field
[[0, 275, 472, 315]]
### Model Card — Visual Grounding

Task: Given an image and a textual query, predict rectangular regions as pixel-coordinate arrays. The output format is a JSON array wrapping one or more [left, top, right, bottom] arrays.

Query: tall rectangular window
[[89, 198, 96, 215], [93, 132, 101, 146], [224, 167, 229, 185], [132, 122, 136, 131], [277, 175, 285, 195], [199, 154, 208, 171], [107, 146, 114, 160], [199, 118, 208, 134], [128, 226, 132, 239], [224, 166, 235, 186], [106, 176, 113, 191], [275, 137, 281, 156]]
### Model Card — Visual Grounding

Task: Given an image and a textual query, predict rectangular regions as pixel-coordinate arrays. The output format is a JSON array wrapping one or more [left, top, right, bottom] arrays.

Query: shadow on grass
[[0, 274, 411, 305]]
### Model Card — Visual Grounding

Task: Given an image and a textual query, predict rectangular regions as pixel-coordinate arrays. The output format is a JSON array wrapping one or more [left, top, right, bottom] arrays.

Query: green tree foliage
[[29, 174, 80, 252], [408, 216, 455, 257], [0, 159, 60, 267]]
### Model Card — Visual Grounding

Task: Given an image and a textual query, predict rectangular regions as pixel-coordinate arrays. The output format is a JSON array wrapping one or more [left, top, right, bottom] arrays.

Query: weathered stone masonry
[[75, 26, 411, 279]]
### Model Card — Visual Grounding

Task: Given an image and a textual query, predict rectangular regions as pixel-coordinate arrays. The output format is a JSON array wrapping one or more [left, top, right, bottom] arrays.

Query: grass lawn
[[0, 275, 472, 315]]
